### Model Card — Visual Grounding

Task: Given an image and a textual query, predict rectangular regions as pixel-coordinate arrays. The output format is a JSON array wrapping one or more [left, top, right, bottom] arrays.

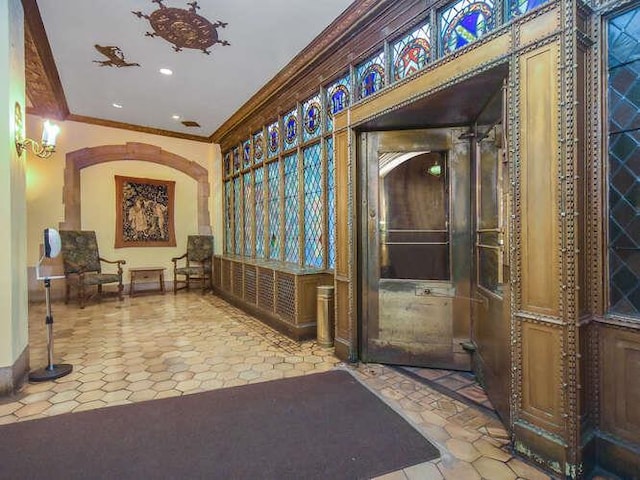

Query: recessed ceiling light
[[172, 115, 180, 120], [112, 103, 123, 109], [159, 68, 173, 76]]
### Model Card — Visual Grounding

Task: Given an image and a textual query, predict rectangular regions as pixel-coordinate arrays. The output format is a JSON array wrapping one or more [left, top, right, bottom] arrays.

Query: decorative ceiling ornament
[[93, 45, 141, 67], [132, 1, 230, 55]]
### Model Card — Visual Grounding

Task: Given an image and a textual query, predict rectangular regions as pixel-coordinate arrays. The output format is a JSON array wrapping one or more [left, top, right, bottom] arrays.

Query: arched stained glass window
[[242, 139, 251, 169], [326, 75, 350, 133], [224, 180, 232, 254], [303, 143, 323, 268], [392, 22, 432, 81], [253, 131, 264, 163], [356, 51, 385, 100], [268, 161, 281, 260], [440, 0, 496, 55], [326, 137, 336, 269], [223, 152, 231, 178], [233, 146, 241, 173], [283, 109, 299, 149], [243, 172, 253, 256], [233, 176, 242, 255], [303, 94, 322, 142], [509, 0, 547, 18], [267, 121, 280, 158], [284, 153, 299, 263], [255, 167, 265, 258]]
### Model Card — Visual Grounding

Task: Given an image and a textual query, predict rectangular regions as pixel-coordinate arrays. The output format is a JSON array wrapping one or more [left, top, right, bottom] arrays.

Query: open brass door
[[360, 129, 473, 370]]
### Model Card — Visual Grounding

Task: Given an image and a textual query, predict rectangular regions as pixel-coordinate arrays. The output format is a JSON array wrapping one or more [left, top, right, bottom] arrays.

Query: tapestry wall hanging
[[115, 175, 176, 248]]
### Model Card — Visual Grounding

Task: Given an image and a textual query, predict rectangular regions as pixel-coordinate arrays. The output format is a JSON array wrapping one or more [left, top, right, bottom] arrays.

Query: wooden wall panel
[[519, 44, 560, 316], [521, 320, 564, 432], [601, 325, 640, 445], [335, 279, 350, 342], [334, 130, 350, 278]]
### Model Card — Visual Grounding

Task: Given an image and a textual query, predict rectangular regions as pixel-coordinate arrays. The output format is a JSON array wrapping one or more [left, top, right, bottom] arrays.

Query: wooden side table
[[129, 267, 166, 297]]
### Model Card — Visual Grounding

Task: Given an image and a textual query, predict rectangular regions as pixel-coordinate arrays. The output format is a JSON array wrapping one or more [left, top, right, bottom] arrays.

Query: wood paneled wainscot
[[212, 256, 333, 340]]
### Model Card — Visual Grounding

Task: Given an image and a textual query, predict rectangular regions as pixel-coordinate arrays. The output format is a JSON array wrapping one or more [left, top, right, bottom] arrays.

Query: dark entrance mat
[[0, 370, 439, 480]]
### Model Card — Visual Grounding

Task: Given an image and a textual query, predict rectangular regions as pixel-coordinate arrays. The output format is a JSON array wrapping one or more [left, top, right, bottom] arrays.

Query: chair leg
[[118, 280, 124, 301], [65, 282, 70, 304], [173, 271, 178, 294], [98, 284, 103, 303], [79, 282, 85, 309]]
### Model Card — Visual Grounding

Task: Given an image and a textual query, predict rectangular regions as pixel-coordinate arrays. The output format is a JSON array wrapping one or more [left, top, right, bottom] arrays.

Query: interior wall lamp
[[14, 102, 60, 159]]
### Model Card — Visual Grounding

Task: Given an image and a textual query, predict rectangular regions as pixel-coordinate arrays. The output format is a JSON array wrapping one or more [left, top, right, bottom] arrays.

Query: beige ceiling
[[26, 0, 355, 140]]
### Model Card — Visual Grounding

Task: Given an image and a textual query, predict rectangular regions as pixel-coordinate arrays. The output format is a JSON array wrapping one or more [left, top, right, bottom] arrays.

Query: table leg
[[160, 271, 165, 294]]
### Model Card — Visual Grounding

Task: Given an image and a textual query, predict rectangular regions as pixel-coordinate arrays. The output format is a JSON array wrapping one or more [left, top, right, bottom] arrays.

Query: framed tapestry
[[115, 175, 176, 248]]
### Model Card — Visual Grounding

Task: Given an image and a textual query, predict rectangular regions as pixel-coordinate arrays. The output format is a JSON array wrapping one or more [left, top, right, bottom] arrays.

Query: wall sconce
[[426, 159, 442, 177], [14, 102, 60, 159]]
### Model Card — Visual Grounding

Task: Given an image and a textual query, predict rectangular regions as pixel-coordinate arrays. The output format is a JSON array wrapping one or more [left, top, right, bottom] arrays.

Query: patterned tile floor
[[0, 292, 558, 479]]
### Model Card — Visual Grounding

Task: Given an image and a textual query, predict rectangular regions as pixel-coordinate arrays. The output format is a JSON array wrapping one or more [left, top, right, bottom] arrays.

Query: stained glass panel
[[243, 172, 253, 256], [356, 51, 385, 100], [242, 139, 251, 169], [509, 0, 547, 18], [303, 94, 322, 142], [326, 137, 336, 269], [392, 22, 432, 81], [283, 108, 299, 149], [326, 74, 350, 133], [253, 131, 264, 163], [303, 144, 323, 268], [440, 0, 496, 55], [284, 153, 299, 263], [233, 176, 242, 255], [224, 180, 232, 254], [255, 167, 265, 258], [223, 152, 231, 178], [233, 147, 241, 173], [268, 161, 281, 260], [267, 121, 280, 159]]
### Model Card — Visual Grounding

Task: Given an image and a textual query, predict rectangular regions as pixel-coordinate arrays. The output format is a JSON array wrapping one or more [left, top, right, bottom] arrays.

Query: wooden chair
[[59, 230, 126, 308], [172, 235, 214, 294]]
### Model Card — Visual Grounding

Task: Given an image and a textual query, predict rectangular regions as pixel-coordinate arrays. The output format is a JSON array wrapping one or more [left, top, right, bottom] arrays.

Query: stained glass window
[[326, 74, 350, 133], [233, 146, 241, 173], [255, 167, 265, 258], [303, 144, 323, 268], [223, 152, 231, 178], [224, 180, 232, 254], [440, 0, 496, 55], [242, 139, 251, 169], [268, 161, 281, 260], [253, 131, 264, 163], [283, 108, 299, 149], [607, 6, 640, 317], [303, 94, 322, 142], [243, 172, 253, 256], [509, 0, 547, 18], [267, 121, 280, 159], [392, 22, 432, 81], [283, 153, 299, 263], [356, 51, 385, 100], [326, 137, 336, 269], [233, 176, 242, 255]]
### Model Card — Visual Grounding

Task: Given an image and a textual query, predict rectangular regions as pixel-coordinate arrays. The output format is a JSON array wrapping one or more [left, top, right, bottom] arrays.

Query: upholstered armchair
[[172, 235, 214, 294], [59, 230, 126, 309]]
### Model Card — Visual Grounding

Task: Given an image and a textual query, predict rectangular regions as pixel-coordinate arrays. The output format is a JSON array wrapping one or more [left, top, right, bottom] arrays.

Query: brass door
[[360, 129, 473, 370]]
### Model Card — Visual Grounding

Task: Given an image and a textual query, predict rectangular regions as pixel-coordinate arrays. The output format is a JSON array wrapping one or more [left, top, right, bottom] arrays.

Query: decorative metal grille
[[268, 161, 281, 259], [213, 256, 221, 288], [608, 6, 640, 317], [221, 258, 231, 291], [233, 261, 243, 297], [303, 143, 323, 268], [356, 51, 385, 100], [242, 139, 251, 169], [392, 22, 431, 82], [509, 0, 547, 18], [276, 271, 296, 321], [326, 137, 336, 269], [283, 108, 299, 150], [244, 265, 257, 304], [255, 167, 265, 258], [243, 172, 253, 256], [326, 74, 350, 133], [257, 267, 274, 312], [440, 0, 496, 55], [253, 131, 264, 163], [303, 94, 322, 142], [224, 181, 232, 254], [233, 177, 242, 255], [267, 121, 280, 158], [284, 153, 299, 263]]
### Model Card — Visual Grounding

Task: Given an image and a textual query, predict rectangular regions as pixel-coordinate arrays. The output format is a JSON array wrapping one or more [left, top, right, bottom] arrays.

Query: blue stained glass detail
[[326, 75, 350, 133], [609, 8, 640, 69], [242, 140, 251, 169], [284, 109, 298, 149], [233, 177, 242, 255], [392, 22, 432, 81], [243, 172, 253, 256], [223, 152, 231, 177], [356, 51, 385, 100], [268, 121, 280, 158], [509, 0, 547, 18], [233, 147, 241, 173], [255, 167, 265, 258], [253, 131, 264, 162], [224, 181, 232, 254], [326, 137, 336, 269], [440, 0, 496, 55], [303, 144, 323, 268], [303, 94, 322, 142], [268, 162, 281, 259], [283, 153, 299, 263]]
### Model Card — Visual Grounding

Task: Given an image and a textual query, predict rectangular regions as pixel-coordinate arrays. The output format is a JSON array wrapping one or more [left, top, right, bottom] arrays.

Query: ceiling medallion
[[132, 1, 230, 55], [93, 45, 141, 67]]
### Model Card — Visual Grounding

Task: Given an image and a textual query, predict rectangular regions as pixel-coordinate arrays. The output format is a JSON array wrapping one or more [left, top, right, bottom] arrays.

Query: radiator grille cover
[[276, 272, 296, 322], [221, 259, 231, 292], [257, 267, 274, 312], [244, 265, 257, 304], [233, 262, 243, 297]]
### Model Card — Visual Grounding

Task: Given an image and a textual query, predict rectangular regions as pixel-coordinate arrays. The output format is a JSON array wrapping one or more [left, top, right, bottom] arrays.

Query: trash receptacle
[[316, 285, 335, 348]]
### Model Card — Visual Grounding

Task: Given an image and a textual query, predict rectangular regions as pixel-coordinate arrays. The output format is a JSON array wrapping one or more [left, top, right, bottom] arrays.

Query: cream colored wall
[[26, 118, 218, 297]]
